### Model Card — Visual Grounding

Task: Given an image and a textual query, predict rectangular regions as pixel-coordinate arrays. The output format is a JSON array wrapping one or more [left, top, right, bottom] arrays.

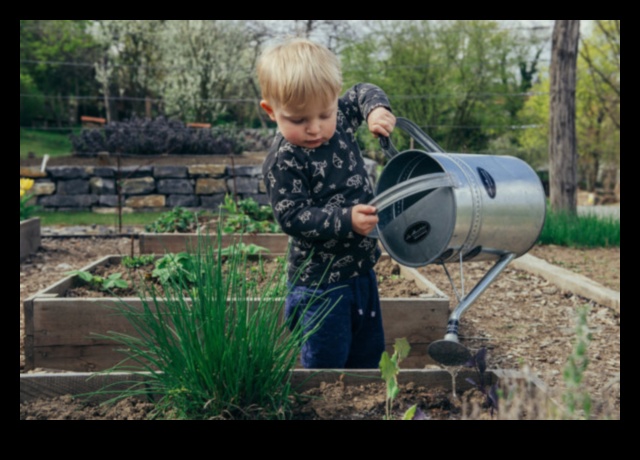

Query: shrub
[[69, 116, 246, 156]]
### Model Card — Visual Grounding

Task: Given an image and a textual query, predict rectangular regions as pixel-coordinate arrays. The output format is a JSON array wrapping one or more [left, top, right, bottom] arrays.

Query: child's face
[[260, 98, 338, 149]]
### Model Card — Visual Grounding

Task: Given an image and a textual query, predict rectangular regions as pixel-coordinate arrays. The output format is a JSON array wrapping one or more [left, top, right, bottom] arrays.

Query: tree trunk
[[549, 20, 580, 214]]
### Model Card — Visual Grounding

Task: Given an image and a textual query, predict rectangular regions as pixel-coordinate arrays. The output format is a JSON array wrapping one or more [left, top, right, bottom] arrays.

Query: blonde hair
[[257, 37, 342, 110]]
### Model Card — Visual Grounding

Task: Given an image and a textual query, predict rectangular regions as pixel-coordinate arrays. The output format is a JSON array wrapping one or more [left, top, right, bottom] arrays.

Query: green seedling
[[145, 207, 200, 233], [66, 270, 129, 291], [122, 254, 156, 269], [379, 338, 425, 420], [151, 252, 195, 284], [219, 194, 281, 234]]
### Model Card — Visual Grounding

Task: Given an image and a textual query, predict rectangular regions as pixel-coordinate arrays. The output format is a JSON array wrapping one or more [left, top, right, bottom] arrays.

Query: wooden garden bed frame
[[23, 254, 449, 372], [20, 217, 41, 263]]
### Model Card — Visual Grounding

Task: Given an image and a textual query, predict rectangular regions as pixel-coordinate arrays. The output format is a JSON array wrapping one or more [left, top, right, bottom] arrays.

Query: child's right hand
[[367, 107, 396, 138], [352, 204, 379, 236]]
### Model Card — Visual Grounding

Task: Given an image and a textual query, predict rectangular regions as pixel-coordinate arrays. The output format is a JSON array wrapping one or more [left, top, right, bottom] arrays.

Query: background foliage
[[20, 20, 620, 189]]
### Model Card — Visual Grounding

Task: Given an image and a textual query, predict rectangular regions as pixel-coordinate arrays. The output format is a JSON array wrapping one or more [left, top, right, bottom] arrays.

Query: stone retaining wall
[[21, 159, 378, 213]]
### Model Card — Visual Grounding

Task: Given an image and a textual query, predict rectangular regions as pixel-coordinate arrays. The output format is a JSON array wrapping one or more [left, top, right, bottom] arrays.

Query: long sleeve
[[261, 83, 391, 285]]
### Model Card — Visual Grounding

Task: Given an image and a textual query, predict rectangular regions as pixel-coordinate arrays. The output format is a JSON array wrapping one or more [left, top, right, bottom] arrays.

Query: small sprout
[[379, 338, 418, 420]]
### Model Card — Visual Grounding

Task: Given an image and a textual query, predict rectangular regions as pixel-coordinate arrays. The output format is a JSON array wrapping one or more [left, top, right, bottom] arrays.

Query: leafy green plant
[[151, 252, 195, 284], [66, 269, 129, 291], [122, 254, 156, 269], [379, 338, 424, 420], [20, 178, 39, 221], [237, 196, 276, 222], [144, 207, 200, 233], [219, 194, 281, 234], [92, 231, 335, 419], [464, 347, 499, 417]]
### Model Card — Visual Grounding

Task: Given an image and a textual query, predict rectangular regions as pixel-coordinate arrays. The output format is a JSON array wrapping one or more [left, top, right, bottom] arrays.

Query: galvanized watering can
[[369, 117, 546, 365]]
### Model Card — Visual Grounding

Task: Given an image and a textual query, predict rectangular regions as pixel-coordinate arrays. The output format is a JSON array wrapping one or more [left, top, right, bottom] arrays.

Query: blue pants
[[285, 269, 385, 369]]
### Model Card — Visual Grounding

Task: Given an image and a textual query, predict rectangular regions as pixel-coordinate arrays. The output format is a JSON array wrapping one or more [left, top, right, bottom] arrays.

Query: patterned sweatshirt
[[262, 83, 392, 286]]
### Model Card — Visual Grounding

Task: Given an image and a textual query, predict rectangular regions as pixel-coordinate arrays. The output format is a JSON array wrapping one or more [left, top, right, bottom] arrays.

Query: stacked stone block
[[21, 158, 378, 213]]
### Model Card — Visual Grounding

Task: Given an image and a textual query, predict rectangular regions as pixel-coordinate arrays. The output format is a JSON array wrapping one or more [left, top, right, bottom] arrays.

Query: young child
[[257, 37, 396, 369]]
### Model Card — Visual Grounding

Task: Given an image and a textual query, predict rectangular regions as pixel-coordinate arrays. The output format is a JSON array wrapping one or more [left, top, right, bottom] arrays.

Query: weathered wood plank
[[139, 232, 290, 255], [20, 217, 41, 263], [22, 368, 546, 403], [20, 372, 150, 403], [26, 254, 451, 371]]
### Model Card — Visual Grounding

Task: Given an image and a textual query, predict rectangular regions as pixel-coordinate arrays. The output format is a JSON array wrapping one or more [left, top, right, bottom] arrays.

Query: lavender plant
[[464, 347, 500, 416], [69, 116, 246, 156]]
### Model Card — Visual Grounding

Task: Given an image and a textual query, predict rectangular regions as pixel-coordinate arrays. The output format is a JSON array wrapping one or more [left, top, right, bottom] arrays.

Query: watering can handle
[[378, 117, 445, 159], [368, 172, 455, 214]]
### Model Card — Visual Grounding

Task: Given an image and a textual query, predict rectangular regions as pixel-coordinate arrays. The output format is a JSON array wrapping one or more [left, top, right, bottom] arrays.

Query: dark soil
[[62, 255, 436, 299]]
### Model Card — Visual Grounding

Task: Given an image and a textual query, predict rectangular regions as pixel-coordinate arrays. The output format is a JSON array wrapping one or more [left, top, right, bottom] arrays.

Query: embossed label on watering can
[[404, 221, 431, 244], [477, 167, 496, 198]]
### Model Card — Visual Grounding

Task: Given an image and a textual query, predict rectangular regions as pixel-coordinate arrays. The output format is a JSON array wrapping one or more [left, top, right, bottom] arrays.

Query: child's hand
[[352, 204, 379, 236], [367, 107, 396, 138]]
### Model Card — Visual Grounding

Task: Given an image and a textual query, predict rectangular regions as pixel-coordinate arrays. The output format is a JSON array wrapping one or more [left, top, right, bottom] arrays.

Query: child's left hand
[[367, 107, 396, 138], [351, 204, 379, 237]]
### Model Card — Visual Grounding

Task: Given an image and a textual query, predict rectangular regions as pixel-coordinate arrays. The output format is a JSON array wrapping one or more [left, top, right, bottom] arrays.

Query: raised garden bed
[[24, 254, 449, 372], [20, 217, 41, 262], [20, 366, 552, 419]]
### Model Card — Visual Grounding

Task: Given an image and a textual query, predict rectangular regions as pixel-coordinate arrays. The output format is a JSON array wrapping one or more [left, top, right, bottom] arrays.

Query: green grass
[[539, 206, 620, 248], [37, 210, 166, 227], [20, 128, 77, 159]]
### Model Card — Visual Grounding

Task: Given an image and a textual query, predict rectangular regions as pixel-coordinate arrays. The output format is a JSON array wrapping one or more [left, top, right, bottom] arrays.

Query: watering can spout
[[427, 252, 515, 366]]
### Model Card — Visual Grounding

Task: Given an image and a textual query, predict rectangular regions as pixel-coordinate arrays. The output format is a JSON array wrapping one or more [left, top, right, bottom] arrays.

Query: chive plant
[[96, 229, 335, 420]]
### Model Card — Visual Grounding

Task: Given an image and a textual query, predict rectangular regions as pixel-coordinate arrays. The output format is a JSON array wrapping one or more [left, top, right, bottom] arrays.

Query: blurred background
[[20, 20, 620, 200]]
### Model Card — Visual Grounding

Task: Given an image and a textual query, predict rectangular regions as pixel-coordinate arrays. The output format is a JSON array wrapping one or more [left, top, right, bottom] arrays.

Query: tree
[[579, 21, 620, 130], [258, 20, 356, 53], [91, 20, 166, 122], [548, 20, 580, 214], [517, 21, 620, 192], [20, 20, 102, 127], [577, 20, 620, 195], [340, 20, 546, 156], [155, 20, 260, 125]]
